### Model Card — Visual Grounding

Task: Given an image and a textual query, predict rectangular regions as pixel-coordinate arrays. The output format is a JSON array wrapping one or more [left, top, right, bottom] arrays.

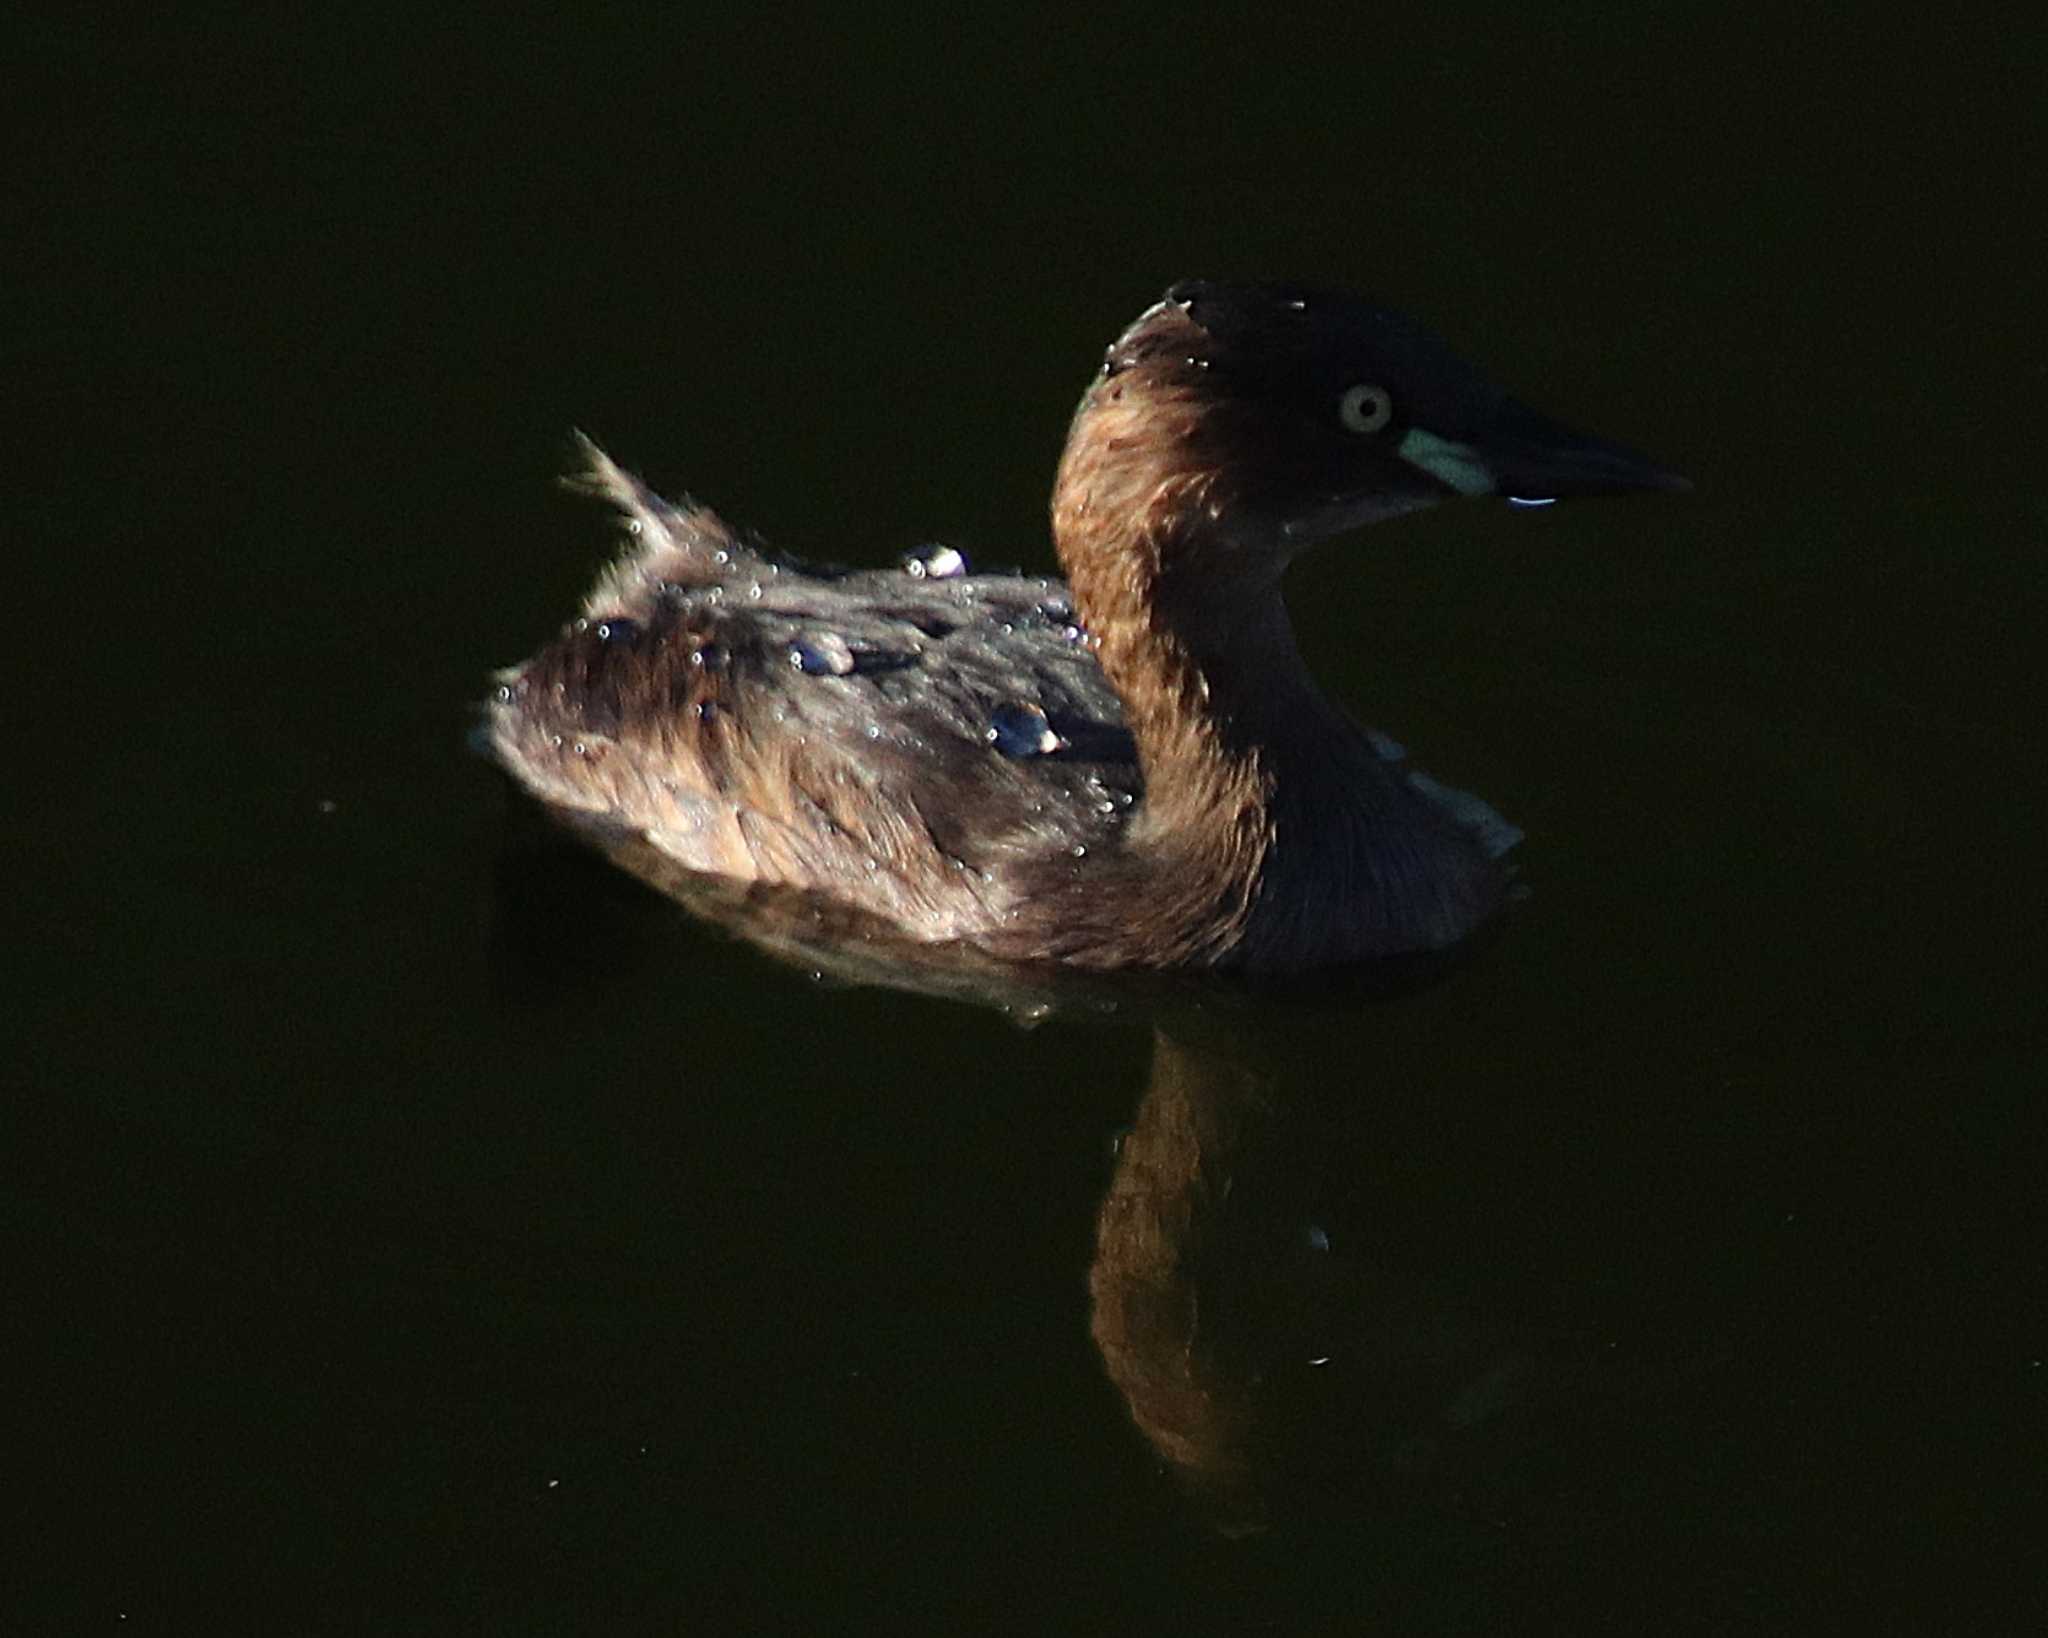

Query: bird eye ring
[[1338, 383, 1393, 435]]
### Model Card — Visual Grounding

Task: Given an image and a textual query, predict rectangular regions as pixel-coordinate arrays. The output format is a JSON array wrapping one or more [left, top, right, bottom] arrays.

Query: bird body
[[485, 282, 1681, 972]]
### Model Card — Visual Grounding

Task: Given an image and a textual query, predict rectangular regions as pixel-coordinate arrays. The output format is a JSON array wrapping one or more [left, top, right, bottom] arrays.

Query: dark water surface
[[14, 9, 2044, 1632]]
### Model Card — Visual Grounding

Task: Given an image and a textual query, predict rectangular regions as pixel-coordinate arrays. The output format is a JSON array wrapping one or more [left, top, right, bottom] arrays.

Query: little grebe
[[485, 280, 1682, 972]]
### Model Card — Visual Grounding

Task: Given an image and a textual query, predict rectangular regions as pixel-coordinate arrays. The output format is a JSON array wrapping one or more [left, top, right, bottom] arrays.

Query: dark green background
[[13, 7, 2043, 1631]]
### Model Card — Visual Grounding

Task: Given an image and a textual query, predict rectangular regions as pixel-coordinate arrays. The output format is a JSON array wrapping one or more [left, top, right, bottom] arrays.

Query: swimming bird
[[484, 280, 1682, 972]]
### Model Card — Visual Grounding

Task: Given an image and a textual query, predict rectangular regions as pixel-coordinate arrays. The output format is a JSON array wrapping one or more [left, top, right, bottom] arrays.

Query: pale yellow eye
[[1337, 383, 1393, 435]]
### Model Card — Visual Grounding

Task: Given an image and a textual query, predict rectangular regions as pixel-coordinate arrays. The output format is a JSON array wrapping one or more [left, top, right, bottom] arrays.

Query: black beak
[[1476, 398, 1690, 500]]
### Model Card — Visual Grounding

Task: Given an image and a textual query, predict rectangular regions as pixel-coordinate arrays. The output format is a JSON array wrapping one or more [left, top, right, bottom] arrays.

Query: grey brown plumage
[[484, 281, 1681, 971]]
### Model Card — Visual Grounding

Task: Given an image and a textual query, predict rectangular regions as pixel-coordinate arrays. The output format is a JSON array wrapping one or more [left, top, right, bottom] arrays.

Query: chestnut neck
[[1051, 383, 1384, 841], [1044, 371, 1512, 967]]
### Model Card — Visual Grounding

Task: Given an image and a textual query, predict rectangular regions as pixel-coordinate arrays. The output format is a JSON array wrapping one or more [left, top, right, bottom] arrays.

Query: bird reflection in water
[[1090, 1020, 1536, 1539]]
